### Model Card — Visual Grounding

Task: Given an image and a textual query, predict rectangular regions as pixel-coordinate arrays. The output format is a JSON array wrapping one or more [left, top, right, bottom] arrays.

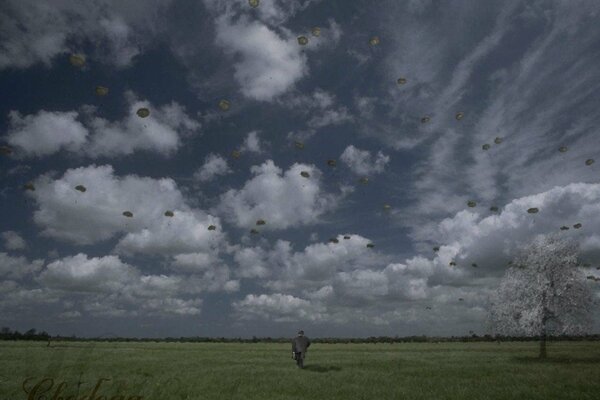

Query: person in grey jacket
[[291, 330, 311, 368]]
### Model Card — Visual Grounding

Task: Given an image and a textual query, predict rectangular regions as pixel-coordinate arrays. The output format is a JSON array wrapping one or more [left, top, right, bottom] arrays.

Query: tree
[[489, 234, 593, 358]]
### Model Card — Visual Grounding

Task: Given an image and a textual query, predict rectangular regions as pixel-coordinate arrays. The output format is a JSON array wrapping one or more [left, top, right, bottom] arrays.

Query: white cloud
[[240, 131, 263, 153], [0, 253, 43, 280], [1, 231, 26, 250], [194, 154, 232, 182], [218, 160, 343, 229], [232, 293, 326, 322], [214, 15, 307, 101], [340, 145, 390, 175]]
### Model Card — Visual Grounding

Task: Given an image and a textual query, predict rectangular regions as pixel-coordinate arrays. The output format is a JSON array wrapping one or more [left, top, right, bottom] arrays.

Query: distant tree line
[[2, 327, 600, 343]]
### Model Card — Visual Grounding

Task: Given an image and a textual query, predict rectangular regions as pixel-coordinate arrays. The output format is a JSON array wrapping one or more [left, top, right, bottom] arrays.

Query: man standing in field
[[292, 330, 311, 368]]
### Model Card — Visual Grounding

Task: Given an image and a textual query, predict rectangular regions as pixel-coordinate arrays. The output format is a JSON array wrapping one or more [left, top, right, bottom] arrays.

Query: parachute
[[455, 112, 464, 120], [433, 246, 440, 252], [95, 86, 109, 96], [573, 223, 582, 229], [425, 306, 432, 310], [122, 211, 133, 218], [490, 206, 499, 212], [250, 228, 259, 234], [311, 27, 321, 37], [558, 146, 568, 153], [249, 0, 259, 7], [300, 171, 310, 178], [482, 144, 490, 151], [256, 219, 266, 225], [421, 116, 430, 123], [329, 238, 339, 244], [327, 159, 337, 167], [467, 201, 476, 208], [208, 225, 216, 231], [560, 226, 569, 231], [369, 36, 380, 46], [458, 298, 464, 301], [297, 36, 309, 46], [471, 263, 478, 268], [218, 99, 231, 111], [231, 150, 241, 159], [366, 243, 375, 248], [164, 211, 174, 217], [383, 204, 392, 211], [527, 208, 539, 214], [23, 182, 35, 191], [136, 108, 150, 118], [359, 177, 369, 184], [494, 137, 503, 145], [69, 54, 85, 67], [449, 261, 456, 266], [586, 159, 595, 166], [294, 141, 304, 149], [397, 77, 407, 85], [343, 235, 351, 239], [0, 145, 13, 155], [75, 185, 86, 193]]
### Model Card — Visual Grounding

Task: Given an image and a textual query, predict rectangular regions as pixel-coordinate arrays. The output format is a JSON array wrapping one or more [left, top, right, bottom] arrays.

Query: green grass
[[1, 341, 600, 399]]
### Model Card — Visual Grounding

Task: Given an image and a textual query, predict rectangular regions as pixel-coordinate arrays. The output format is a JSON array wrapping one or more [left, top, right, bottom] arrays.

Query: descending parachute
[[490, 206, 499, 212], [426, 306, 432, 310], [75, 185, 86, 193], [359, 177, 369, 184], [421, 116, 430, 123], [0, 145, 13, 155], [136, 108, 150, 118], [218, 99, 231, 111], [449, 261, 456, 266], [369, 36, 380, 46], [471, 263, 478, 268], [343, 235, 351, 240], [573, 223, 582, 229], [527, 208, 539, 214], [164, 211, 174, 217], [433, 246, 440, 252], [327, 159, 336, 167], [383, 204, 392, 211], [586, 159, 595, 166], [23, 182, 35, 191], [397, 77, 407, 85], [249, 0, 259, 7], [482, 144, 490, 150], [558, 146, 568, 153], [95, 86, 109, 96], [311, 27, 321, 37], [250, 228, 259, 234], [256, 219, 266, 225], [231, 150, 241, 159], [467, 201, 476, 208], [300, 171, 310, 178], [208, 225, 216, 231], [494, 137, 503, 144], [458, 298, 464, 301], [122, 211, 133, 218], [69, 54, 85, 67], [329, 238, 339, 244], [297, 36, 309, 45], [294, 141, 304, 149], [366, 243, 375, 248], [560, 226, 569, 231], [455, 112, 464, 120]]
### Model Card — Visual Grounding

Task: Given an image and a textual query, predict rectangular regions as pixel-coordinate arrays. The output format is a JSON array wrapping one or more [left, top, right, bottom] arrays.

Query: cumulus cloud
[[232, 293, 326, 322], [340, 145, 390, 175], [0, 253, 43, 280], [1, 231, 26, 250], [218, 160, 343, 229], [194, 153, 232, 182], [240, 131, 263, 153]]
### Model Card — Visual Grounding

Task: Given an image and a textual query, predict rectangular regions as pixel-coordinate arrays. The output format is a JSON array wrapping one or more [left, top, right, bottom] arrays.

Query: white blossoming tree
[[489, 234, 593, 358]]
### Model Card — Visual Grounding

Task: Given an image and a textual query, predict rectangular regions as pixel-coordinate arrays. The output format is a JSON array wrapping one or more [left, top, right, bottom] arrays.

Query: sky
[[1, 0, 600, 339]]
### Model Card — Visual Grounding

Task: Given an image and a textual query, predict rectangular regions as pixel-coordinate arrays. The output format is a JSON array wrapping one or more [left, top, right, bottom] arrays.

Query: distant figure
[[291, 330, 311, 368]]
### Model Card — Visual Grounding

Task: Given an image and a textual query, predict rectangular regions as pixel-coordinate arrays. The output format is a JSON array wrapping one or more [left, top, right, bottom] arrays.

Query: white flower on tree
[[489, 234, 594, 358]]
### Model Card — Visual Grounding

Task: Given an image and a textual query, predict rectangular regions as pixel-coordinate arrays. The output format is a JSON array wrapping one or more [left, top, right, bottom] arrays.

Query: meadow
[[1, 340, 600, 400]]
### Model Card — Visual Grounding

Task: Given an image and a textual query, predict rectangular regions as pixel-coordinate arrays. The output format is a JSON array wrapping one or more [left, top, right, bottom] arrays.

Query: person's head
[[297, 330, 304, 336]]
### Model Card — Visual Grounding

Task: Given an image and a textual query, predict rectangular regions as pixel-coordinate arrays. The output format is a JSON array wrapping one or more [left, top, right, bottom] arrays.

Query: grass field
[[1, 341, 600, 400]]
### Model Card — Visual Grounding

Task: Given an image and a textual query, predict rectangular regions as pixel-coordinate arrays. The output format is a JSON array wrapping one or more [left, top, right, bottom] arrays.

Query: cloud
[[214, 14, 307, 101], [218, 160, 343, 229], [1, 231, 26, 250], [193, 153, 232, 182], [0, 253, 43, 280], [340, 145, 390, 175], [232, 293, 326, 322], [5, 95, 200, 158], [240, 131, 263, 153]]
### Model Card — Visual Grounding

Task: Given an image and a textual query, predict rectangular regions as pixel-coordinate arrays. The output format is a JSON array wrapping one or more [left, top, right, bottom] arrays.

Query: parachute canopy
[[433, 246, 440, 252], [459, 298, 464, 301], [69, 54, 85, 67], [494, 137, 503, 145], [482, 144, 490, 150], [75, 185, 86, 193], [359, 177, 369, 184], [327, 159, 336, 167], [366, 243, 375, 248], [300, 171, 310, 178], [294, 141, 304, 149], [136, 108, 150, 118], [471, 263, 478, 268], [231, 150, 241, 159], [164, 211, 174, 217], [560, 226, 569, 231], [586, 159, 595, 166], [573, 223, 582, 229], [455, 112, 464, 120], [249, 0, 259, 7], [0, 145, 13, 155], [23, 182, 35, 191], [343, 235, 351, 240], [449, 261, 456, 266], [426, 306, 432, 310], [397, 77, 407, 85], [256, 219, 266, 225], [467, 201, 476, 208], [559, 146, 568, 153], [369, 36, 380, 46], [218, 99, 230, 111], [122, 211, 133, 218], [297, 36, 309, 45], [527, 207, 539, 214], [250, 228, 259, 234], [95, 86, 109, 96], [311, 27, 321, 37], [383, 204, 392, 210], [208, 225, 216, 231], [490, 206, 499, 212], [421, 116, 430, 123], [329, 238, 339, 244]]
